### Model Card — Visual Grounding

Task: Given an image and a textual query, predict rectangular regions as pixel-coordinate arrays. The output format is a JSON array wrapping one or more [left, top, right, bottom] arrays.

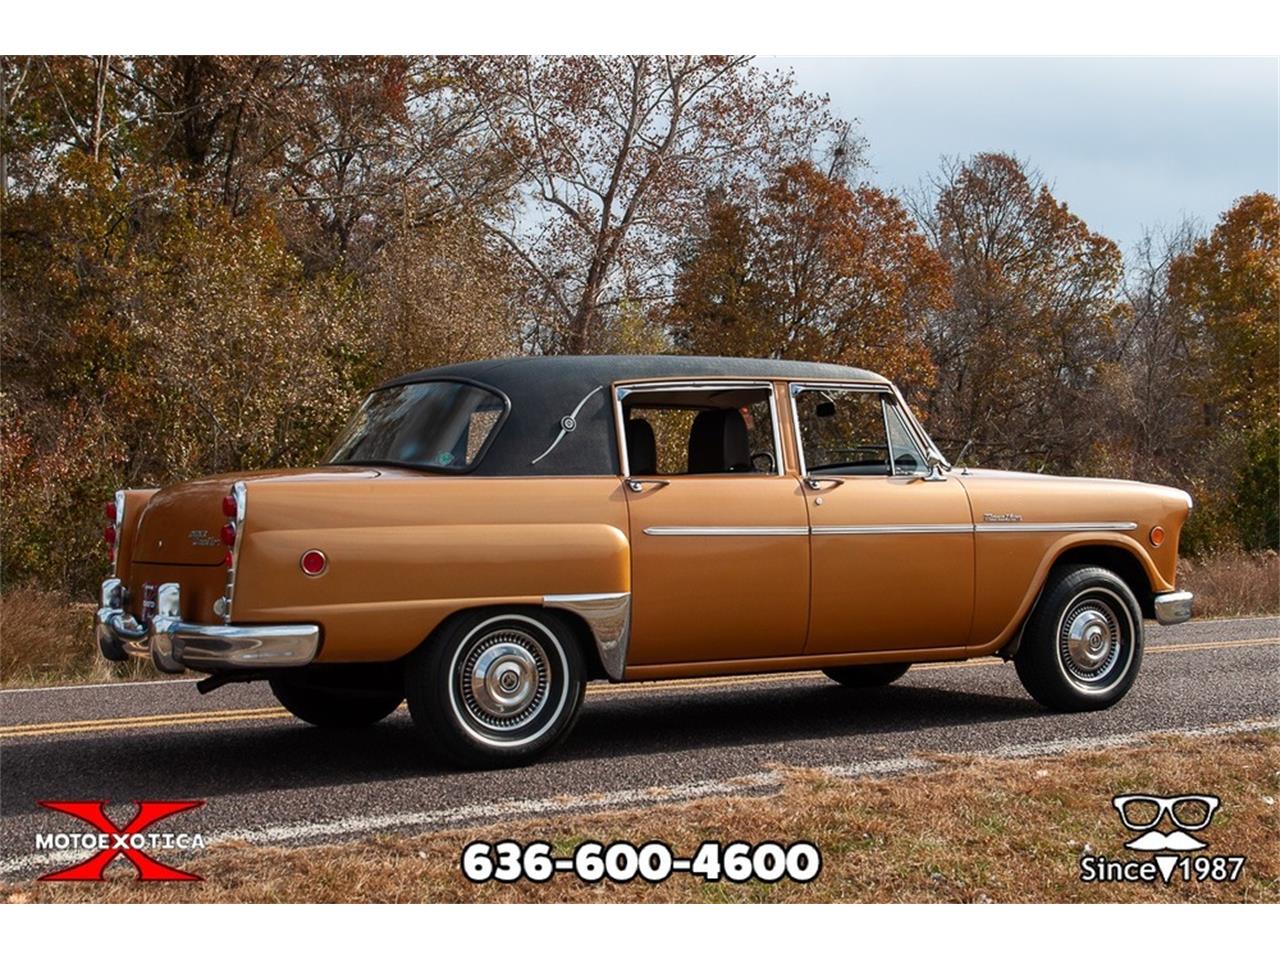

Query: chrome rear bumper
[[95, 578, 320, 674], [1153, 590, 1194, 625]]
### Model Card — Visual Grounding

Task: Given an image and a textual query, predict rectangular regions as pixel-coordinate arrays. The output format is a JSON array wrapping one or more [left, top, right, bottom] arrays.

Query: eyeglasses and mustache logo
[[1111, 794, 1220, 851]]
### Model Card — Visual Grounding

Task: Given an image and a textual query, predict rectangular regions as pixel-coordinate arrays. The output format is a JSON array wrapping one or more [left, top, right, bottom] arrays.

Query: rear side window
[[620, 384, 781, 476], [326, 381, 508, 472]]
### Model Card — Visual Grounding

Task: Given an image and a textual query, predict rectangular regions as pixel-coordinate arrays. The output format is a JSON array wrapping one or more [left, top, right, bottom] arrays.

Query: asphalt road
[[2, 616, 1276, 879]]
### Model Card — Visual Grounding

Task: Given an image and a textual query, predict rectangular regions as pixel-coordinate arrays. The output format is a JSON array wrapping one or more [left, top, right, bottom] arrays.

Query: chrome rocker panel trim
[[1153, 590, 1194, 625], [96, 578, 320, 674], [543, 592, 631, 681]]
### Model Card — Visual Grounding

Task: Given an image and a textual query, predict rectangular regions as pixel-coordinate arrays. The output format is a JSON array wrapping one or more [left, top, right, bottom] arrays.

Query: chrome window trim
[[789, 381, 944, 481], [613, 379, 786, 479], [643, 526, 810, 537], [789, 381, 892, 480]]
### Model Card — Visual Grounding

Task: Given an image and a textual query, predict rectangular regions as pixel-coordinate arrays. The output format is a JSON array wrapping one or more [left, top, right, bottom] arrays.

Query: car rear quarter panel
[[231, 474, 630, 662]]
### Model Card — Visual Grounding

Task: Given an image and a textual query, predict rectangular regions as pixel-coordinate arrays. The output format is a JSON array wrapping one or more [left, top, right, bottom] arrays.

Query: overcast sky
[[765, 57, 1278, 257]]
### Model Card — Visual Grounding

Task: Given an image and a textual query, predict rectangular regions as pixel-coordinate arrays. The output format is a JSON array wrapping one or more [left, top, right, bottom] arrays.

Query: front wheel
[[823, 662, 911, 687], [1015, 564, 1144, 711], [405, 609, 586, 768]]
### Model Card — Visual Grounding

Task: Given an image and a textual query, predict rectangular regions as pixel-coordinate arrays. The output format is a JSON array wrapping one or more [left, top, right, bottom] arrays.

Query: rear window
[[325, 380, 508, 472]]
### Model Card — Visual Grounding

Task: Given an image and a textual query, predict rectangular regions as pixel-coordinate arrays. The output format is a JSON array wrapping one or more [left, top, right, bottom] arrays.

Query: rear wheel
[[270, 676, 403, 728], [406, 609, 586, 769], [1015, 564, 1144, 711], [823, 662, 911, 687]]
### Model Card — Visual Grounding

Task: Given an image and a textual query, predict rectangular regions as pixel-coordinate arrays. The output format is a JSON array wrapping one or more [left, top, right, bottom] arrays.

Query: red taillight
[[221, 522, 237, 547], [224, 549, 235, 568], [300, 550, 327, 576], [222, 495, 238, 518], [104, 525, 117, 545], [105, 500, 117, 522]]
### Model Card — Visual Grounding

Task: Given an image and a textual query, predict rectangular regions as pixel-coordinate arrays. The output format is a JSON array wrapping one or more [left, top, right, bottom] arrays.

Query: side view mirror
[[922, 450, 948, 482]]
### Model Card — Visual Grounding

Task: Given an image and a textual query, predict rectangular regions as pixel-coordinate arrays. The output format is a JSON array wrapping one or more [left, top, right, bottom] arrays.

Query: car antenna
[[954, 438, 975, 476]]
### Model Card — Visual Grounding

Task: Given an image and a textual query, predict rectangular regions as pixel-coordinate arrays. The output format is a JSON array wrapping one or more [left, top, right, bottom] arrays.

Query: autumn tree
[[1097, 220, 1203, 480], [1169, 192, 1279, 549], [457, 56, 842, 353], [667, 160, 950, 389], [912, 153, 1126, 468]]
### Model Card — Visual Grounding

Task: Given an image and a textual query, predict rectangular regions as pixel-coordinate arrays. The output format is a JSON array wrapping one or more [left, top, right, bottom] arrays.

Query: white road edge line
[[2, 717, 1276, 879]]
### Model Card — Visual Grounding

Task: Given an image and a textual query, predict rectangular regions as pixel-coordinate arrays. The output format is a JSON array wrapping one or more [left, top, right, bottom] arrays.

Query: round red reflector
[[105, 500, 117, 522], [300, 550, 327, 576], [222, 494, 238, 518], [104, 525, 117, 545], [220, 522, 237, 547], [1149, 526, 1166, 547]]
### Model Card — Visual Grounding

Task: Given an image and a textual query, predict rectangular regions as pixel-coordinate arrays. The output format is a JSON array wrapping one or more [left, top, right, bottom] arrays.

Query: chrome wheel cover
[[457, 627, 551, 734], [1056, 589, 1129, 689]]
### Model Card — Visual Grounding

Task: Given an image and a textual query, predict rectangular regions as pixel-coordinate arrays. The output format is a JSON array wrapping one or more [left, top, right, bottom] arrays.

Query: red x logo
[[38, 800, 204, 881]]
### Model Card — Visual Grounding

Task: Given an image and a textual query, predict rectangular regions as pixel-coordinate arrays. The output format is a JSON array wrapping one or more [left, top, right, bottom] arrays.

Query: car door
[[618, 380, 810, 666], [790, 382, 975, 656]]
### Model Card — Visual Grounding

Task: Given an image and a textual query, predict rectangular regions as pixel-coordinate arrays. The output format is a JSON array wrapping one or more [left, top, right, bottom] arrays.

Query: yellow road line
[[1, 637, 1274, 740], [0, 706, 289, 738]]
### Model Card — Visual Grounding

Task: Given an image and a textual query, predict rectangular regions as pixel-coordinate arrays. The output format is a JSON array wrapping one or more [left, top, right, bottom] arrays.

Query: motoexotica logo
[[1079, 793, 1246, 885], [36, 800, 206, 881]]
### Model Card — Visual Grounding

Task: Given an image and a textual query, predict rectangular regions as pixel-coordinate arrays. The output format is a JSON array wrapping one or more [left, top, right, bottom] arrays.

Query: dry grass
[[0, 585, 158, 688], [1179, 549, 1280, 619], [5, 731, 1276, 904]]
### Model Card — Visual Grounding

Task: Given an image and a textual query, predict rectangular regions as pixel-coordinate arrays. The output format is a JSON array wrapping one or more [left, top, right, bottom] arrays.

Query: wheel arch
[[996, 537, 1159, 659], [408, 602, 611, 681], [1049, 544, 1156, 620]]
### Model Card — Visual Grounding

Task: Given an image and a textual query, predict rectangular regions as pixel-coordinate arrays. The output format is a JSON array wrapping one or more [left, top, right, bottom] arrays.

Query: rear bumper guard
[[95, 578, 320, 674]]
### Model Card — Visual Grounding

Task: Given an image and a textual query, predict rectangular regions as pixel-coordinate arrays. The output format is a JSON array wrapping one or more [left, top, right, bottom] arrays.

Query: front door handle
[[626, 478, 671, 493], [804, 477, 845, 491]]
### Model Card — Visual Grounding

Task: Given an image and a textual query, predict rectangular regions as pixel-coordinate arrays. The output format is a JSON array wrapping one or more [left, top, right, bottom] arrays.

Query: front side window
[[619, 384, 780, 476], [326, 380, 507, 472], [794, 387, 928, 477]]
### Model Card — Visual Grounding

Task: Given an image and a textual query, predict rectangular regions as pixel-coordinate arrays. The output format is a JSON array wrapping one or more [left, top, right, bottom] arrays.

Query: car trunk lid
[[132, 467, 380, 567]]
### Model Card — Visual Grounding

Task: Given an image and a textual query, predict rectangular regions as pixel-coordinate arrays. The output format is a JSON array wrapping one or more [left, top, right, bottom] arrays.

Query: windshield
[[325, 380, 508, 472]]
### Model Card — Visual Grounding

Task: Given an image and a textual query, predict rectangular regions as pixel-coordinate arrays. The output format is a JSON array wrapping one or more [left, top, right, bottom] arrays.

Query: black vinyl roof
[[379, 355, 889, 477]]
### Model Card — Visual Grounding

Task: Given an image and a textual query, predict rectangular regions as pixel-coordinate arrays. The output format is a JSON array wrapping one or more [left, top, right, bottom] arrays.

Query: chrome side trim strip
[[642, 526, 810, 537], [543, 592, 631, 681], [813, 523, 973, 535], [646, 522, 1136, 537], [974, 522, 1138, 533]]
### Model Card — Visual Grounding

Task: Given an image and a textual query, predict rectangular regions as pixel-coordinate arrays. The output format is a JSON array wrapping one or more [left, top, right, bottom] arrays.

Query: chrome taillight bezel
[[217, 481, 247, 624], [110, 489, 126, 573]]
